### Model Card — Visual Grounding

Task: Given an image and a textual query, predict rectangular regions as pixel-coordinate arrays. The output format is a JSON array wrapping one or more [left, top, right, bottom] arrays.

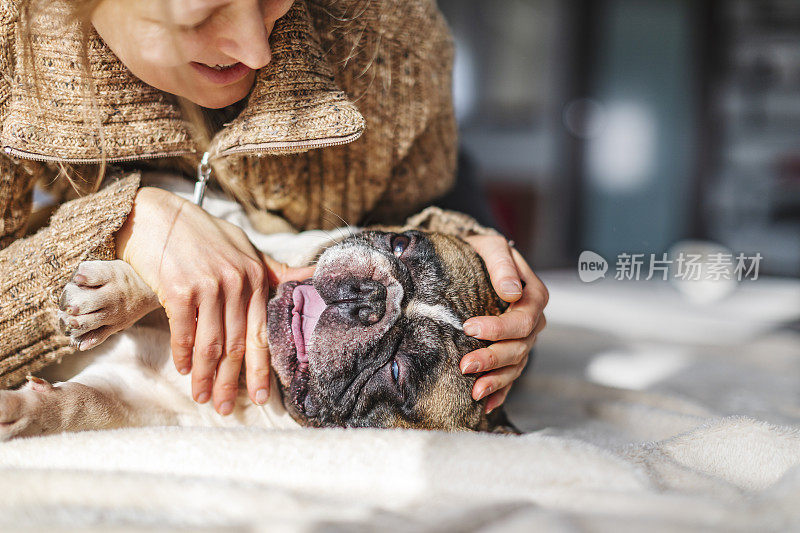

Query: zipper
[[212, 130, 364, 158], [193, 151, 212, 206], [5, 129, 364, 209], [3, 129, 363, 165], [194, 131, 364, 208], [2, 146, 196, 165]]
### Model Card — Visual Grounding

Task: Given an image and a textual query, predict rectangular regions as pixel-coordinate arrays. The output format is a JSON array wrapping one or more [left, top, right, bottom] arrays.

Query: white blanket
[[1, 178, 797, 531], [1, 279, 798, 531]]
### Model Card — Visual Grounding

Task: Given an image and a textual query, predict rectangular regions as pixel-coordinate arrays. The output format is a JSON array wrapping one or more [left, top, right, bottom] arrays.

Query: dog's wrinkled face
[[267, 230, 511, 432]]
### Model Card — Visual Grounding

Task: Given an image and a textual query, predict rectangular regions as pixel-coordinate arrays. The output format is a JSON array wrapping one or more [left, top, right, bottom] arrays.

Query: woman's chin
[[181, 72, 256, 109]]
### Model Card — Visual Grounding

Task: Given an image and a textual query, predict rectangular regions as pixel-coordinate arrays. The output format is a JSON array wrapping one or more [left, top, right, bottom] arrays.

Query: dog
[[0, 225, 518, 439]]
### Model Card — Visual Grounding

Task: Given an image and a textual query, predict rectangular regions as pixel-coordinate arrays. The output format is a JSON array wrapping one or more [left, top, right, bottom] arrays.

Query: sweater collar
[[2, 1, 365, 164]]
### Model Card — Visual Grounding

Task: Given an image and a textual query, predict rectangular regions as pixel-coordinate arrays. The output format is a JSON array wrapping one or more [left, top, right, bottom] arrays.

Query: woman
[[0, 0, 547, 417]]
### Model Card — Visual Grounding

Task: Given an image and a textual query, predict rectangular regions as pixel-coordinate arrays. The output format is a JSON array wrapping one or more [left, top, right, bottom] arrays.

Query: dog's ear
[[485, 407, 521, 435]]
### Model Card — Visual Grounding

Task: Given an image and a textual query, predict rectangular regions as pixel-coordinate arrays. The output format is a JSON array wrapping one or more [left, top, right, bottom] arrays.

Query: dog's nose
[[330, 279, 387, 326]]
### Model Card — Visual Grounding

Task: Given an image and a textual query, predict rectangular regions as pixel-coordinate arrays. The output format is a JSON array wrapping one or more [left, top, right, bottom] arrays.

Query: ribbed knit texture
[[0, 0, 461, 387], [404, 207, 502, 239], [0, 174, 140, 389]]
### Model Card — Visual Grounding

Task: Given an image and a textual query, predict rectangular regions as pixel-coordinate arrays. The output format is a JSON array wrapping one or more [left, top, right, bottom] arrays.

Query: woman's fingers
[[459, 339, 530, 374], [118, 190, 287, 412], [462, 296, 542, 343], [243, 258, 316, 406], [463, 309, 537, 342], [472, 354, 528, 402], [191, 294, 224, 404], [457, 241, 549, 412], [465, 236, 523, 303], [262, 253, 316, 286], [463, 249, 548, 343], [533, 312, 546, 336], [244, 279, 271, 405], [167, 293, 198, 376], [484, 385, 512, 414], [212, 282, 250, 415]]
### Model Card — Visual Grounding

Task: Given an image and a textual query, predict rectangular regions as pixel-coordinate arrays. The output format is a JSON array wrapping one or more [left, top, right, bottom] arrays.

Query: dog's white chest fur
[[72, 322, 300, 430]]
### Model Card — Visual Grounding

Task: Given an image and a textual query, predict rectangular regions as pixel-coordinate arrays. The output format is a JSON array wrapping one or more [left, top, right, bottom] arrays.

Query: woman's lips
[[189, 61, 252, 85]]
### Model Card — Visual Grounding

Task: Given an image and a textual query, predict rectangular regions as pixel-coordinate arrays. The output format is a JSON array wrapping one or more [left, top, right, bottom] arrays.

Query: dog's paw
[[0, 376, 53, 440], [58, 260, 159, 351]]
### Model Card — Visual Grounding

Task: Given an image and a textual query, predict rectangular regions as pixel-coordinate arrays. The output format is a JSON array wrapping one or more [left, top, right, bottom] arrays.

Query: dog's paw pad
[[73, 260, 116, 288], [58, 260, 157, 351], [59, 281, 111, 316], [58, 307, 111, 337], [59, 261, 129, 341]]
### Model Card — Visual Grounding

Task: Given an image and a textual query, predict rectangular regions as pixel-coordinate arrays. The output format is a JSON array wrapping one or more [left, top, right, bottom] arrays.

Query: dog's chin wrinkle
[[340, 366, 381, 425], [319, 356, 387, 426], [331, 325, 405, 425]]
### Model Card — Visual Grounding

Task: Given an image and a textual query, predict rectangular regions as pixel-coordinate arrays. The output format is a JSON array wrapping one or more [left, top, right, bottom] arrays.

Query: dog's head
[[267, 230, 517, 433]]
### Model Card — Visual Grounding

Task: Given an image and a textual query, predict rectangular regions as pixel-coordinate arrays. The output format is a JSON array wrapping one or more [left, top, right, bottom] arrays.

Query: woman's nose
[[214, 5, 273, 69]]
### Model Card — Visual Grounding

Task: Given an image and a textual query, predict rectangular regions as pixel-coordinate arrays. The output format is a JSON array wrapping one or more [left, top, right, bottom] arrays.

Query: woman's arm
[[0, 162, 141, 389], [0, 1, 146, 389]]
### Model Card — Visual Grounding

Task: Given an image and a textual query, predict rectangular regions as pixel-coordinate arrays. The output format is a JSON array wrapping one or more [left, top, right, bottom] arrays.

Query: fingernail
[[219, 401, 233, 416], [178, 367, 190, 375], [73, 274, 87, 285], [196, 391, 210, 404], [486, 405, 495, 414], [67, 306, 79, 316], [69, 318, 79, 328], [501, 281, 522, 296], [464, 323, 481, 337], [255, 388, 269, 404], [462, 361, 480, 374], [477, 385, 492, 400]]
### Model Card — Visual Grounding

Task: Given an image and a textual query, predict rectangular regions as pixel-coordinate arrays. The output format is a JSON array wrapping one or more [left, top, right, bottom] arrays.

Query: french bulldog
[[0, 228, 518, 439]]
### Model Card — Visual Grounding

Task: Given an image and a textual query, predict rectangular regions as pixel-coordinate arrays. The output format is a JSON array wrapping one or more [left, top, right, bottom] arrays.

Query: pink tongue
[[291, 284, 326, 364]]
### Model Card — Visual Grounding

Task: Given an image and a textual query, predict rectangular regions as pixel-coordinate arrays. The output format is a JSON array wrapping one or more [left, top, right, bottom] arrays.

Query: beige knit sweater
[[0, 0, 484, 389]]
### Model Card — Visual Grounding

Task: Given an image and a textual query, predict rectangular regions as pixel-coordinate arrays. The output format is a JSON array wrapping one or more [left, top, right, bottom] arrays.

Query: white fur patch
[[406, 301, 463, 331]]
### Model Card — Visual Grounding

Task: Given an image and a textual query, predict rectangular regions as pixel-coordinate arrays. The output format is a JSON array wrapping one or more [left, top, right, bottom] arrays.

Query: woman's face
[[91, 0, 294, 108]]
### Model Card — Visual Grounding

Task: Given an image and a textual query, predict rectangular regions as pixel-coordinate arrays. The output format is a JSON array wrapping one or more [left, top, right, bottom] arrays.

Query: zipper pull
[[193, 151, 212, 208]]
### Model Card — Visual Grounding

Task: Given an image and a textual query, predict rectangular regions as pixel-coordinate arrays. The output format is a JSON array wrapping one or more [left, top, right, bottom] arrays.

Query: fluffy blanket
[[1, 178, 798, 531], [2, 274, 798, 532]]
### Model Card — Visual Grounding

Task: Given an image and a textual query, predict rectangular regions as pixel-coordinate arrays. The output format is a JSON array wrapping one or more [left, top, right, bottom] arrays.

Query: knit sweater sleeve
[[402, 205, 503, 241], [0, 0, 141, 388], [0, 169, 141, 390]]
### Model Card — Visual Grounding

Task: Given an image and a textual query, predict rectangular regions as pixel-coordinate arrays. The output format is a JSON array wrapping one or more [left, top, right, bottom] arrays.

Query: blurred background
[[437, 0, 800, 414], [438, 0, 800, 278]]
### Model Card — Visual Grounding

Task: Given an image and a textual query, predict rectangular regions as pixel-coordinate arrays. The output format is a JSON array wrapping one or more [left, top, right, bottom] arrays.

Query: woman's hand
[[115, 187, 313, 415], [460, 235, 548, 413]]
